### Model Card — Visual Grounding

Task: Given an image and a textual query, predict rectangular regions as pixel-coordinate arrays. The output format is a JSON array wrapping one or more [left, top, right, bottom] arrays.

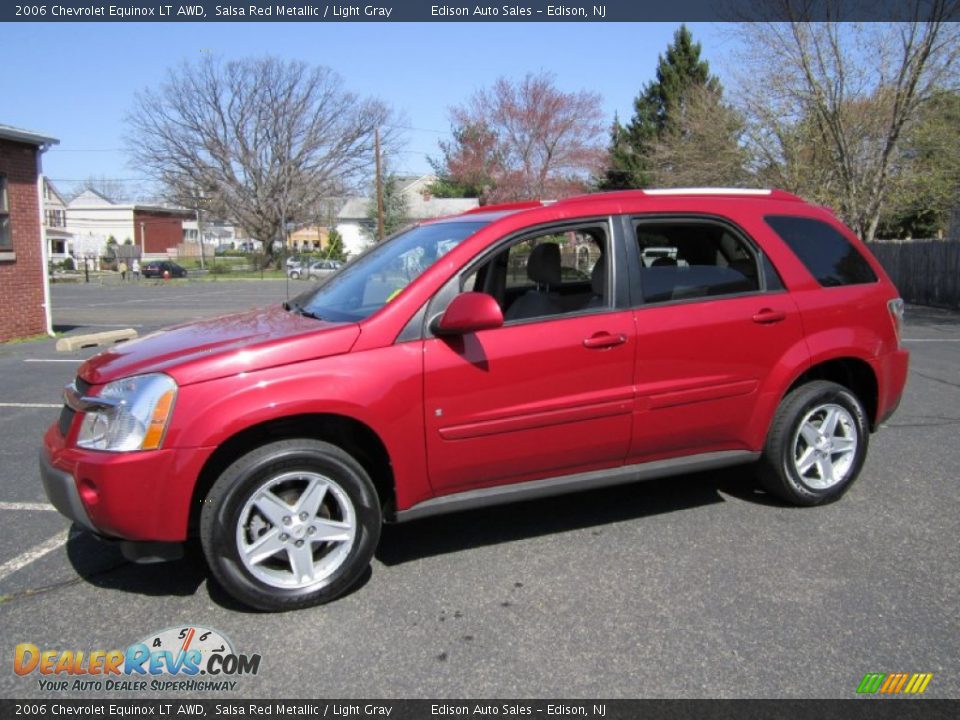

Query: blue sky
[[1, 21, 732, 197]]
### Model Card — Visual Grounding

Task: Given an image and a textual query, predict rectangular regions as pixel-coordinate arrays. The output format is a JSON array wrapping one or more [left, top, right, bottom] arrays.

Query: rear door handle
[[583, 332, 627, 349], [752, 308, 787, 324]]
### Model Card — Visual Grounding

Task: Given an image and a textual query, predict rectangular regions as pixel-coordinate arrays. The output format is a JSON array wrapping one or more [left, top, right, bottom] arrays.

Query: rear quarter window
[[765, 215, 877, 287]]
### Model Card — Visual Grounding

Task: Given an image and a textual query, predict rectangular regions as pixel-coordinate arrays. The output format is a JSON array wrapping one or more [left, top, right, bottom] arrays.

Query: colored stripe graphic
[[858, 672, 933, 695], [857, 673, 885, 694], [884, 673, 909, 694], [906, 673, 933, 694]]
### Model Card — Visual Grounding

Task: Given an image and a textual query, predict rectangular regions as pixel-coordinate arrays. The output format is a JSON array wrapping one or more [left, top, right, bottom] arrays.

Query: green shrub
[[209, 263, 232, 275]]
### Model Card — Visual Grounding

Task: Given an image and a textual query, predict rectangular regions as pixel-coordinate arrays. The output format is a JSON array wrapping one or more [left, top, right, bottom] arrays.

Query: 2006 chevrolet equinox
[[41, 188, 909, 611]]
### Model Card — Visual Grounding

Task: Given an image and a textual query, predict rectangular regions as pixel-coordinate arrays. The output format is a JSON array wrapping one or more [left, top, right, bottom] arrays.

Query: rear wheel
[[758, 381, 869, 505], [200, 439, 381, 611], [289, 271, 300, 280]]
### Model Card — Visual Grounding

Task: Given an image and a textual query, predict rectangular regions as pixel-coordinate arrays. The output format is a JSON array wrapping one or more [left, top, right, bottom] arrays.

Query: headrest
[[527, 243, 561, 286]]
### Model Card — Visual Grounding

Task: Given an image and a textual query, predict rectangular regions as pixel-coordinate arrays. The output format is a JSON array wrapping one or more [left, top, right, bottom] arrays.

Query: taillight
[[888, 298, 904, 348]]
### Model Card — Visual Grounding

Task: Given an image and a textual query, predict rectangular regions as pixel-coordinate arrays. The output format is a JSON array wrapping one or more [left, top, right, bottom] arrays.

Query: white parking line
[[0, 403, 61, 409], [23, 359, 80, 363], [0, 502, 56, 512], [0, 530, 69, 584], [84, 288, 239, 307], [903, 338, 960, 342]]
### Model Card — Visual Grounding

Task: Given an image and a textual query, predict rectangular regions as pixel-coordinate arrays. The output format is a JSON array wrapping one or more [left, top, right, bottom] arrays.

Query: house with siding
[[335, 175, 479, 257], [66, 189, 194, 261], [43, 178, 72, 260]]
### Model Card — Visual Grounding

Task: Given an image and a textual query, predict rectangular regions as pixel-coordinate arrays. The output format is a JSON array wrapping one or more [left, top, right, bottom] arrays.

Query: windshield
[[290, 221, 486, 322]]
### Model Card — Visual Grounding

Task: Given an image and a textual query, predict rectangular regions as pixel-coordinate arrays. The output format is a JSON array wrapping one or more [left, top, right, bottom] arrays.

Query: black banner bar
[[3, 0, 958, 23], [2, 700, 959, 720]]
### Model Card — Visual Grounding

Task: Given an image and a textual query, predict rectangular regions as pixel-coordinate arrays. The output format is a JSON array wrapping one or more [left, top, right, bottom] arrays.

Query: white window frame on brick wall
[[0, 173, 11, 251]]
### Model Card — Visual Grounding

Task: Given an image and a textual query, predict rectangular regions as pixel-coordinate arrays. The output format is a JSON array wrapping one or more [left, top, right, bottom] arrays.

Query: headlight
[[76, 374, 177, 452]]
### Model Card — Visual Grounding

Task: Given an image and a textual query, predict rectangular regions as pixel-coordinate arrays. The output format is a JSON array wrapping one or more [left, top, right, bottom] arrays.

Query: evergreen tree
[[600, 24, 720, 189], [324, 228, 347, 261], [365, 174, 410, 240]]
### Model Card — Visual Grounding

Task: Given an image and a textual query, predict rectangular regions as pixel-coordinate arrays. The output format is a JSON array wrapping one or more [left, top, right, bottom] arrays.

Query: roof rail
[[642, 187, 805, 201], [460, 200, 544, 215], [643, 187, 772, 196]]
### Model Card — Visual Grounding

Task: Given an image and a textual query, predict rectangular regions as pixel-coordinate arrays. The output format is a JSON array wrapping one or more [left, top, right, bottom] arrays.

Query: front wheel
[[200, 439, 381, 611], [758, 380, 869, 506]]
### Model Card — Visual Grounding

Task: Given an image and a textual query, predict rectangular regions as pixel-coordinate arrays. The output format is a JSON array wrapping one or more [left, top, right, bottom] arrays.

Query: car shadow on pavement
[[65, 532, 209, 598], [64, 530, 373, 613], [377, 466, 776, 566], [61, 469, 776, 606]]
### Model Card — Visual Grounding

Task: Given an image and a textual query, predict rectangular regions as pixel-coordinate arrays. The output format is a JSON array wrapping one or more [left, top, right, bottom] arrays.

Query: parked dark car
[[142, 261, 188, 279]]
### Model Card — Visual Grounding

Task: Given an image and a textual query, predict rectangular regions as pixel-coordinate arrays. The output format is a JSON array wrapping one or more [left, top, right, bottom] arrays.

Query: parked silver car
[[287, 259, 343, 280]]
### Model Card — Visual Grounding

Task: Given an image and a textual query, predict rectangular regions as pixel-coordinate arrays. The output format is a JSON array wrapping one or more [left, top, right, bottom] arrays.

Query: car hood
[[78, 306, 361, 387]]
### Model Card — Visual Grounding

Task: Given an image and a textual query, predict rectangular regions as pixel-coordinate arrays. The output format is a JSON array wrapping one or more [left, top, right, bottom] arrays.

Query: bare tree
[[649, 84, 750, 187], [127, 56, 395, 257], [732, 2, 960, 241], [68, 174, 132, 203], [434, 73, 606, 203]]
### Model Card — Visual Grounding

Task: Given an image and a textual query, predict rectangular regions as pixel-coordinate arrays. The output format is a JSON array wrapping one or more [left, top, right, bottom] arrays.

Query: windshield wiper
[[283, 301, 323, 321]]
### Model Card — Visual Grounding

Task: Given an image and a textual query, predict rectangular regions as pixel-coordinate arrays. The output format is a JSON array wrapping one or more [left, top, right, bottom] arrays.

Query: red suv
[[41, 189, 909, 611]]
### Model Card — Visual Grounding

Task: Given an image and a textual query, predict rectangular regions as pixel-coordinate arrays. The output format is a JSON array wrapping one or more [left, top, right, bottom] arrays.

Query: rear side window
[[633, 220, 761, 304], [765, 216, 877, 287]]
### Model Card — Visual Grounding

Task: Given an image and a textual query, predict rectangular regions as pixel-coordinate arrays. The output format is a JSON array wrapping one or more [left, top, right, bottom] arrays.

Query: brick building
[[0, 124, 59, 343]]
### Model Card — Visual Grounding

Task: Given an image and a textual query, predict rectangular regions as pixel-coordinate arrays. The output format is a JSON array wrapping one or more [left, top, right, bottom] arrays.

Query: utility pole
[[196, 207, 206, 271], [375, 126, 384, 241]]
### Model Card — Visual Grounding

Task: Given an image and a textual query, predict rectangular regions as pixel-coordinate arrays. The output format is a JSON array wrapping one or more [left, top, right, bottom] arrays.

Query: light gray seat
[[505, 243, 563, 321], [583, 256, 607, 309]]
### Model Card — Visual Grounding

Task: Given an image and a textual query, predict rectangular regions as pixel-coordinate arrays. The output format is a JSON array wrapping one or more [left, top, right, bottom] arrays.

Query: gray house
[[335, 175, 478, 257]]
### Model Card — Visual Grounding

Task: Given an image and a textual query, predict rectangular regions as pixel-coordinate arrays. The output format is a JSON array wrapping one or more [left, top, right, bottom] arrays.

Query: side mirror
[[433, 292, 504, 336]]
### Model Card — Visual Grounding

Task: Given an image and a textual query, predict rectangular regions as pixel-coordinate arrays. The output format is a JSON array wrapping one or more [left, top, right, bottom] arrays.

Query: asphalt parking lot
[[0, 279, 958, 699]]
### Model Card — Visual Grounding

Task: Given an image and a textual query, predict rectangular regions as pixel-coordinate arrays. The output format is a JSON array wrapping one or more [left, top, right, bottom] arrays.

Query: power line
[[385, 123, 448, 135], [48, 177, 152, 183]]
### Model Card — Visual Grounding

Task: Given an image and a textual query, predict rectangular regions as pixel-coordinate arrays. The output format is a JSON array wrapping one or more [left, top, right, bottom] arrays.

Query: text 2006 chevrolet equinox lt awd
[[41, 189, 909, 611]]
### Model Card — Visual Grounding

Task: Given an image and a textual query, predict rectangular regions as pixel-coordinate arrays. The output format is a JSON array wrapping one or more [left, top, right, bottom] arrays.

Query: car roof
[[441, 188, 806, 223]]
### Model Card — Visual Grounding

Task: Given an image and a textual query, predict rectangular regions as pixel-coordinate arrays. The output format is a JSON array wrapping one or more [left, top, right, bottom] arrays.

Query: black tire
[[758, 380, 869, 506], [200, 439, 381, 611], [290, 271, 300, 280]]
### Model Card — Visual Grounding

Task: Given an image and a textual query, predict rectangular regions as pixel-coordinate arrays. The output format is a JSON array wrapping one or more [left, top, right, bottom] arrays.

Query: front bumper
[[40, 424, 215, 543], [39, 449, 96, 533], [39, 447, 185, 562]]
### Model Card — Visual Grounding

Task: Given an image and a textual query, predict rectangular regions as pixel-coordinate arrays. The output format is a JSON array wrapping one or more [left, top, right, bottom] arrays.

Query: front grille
[[58, 377, 91, 436]]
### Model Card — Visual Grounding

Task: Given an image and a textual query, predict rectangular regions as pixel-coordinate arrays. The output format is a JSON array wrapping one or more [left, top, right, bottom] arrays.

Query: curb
[[55, 329, 138, 352]]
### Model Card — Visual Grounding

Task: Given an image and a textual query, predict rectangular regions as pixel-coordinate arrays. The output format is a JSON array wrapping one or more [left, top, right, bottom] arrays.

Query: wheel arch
[[784, 356, 880, 430], [188, 413, 395, 534]]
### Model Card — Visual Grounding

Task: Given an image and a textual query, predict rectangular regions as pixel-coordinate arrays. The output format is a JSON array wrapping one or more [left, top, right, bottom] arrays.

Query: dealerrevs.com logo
[[14, 626, 261, 693]]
